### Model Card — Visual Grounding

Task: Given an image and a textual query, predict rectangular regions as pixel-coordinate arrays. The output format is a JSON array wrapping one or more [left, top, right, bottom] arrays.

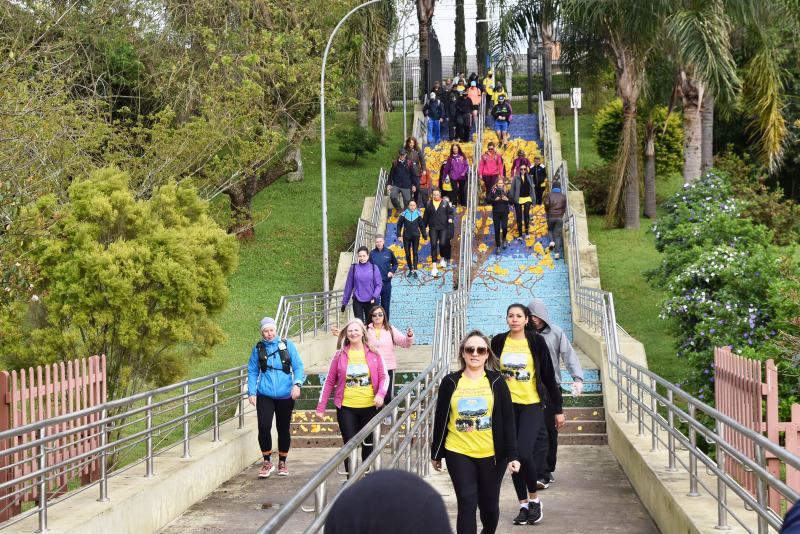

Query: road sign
[[570, 87, 582, 109]]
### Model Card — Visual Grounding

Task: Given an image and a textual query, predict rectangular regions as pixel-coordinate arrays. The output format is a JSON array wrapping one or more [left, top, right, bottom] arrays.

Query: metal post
[[349, 448, 359, 479], [688, 404, 700, 496], [667, 390, 677, 472], [637, 369, 644, 436], [320, 0, 383, 293], [314, 480, 328, 519], [182, 384, 190, 458], [238, 368, 246, 429], [755, 444, 768, 534], [36, 426, 48, 533], [626, 362, 633, 424], [145, 394, 154, 477], [650, 377, 658, 452], [212, 376, 221, 442], [372, 425, 382, 471], [402, 28, 407, 141], [98, 408, 109, 502], [573, 105, 580, 169], [715, 421, 730, 530]]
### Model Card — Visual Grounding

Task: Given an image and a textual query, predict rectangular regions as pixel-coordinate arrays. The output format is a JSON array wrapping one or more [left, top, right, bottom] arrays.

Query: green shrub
[[335, 125, 381, 162], [592, 99, 683, 176], [571, 163, 615, 215]]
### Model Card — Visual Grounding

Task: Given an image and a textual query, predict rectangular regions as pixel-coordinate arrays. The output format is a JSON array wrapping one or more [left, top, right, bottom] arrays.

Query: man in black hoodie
[[324, 470, 451, 534], [388, 148, 419, 211], [445, 91, 459, 141], [423, 189, 455, 277]]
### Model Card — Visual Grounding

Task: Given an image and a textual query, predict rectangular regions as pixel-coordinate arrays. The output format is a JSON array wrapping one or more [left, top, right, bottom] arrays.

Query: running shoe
[[277, 461, 288, 476], [537, 478, 550, 490], [512, 507, 529, 525], [528, 500, 543, 524], [259, 461, 275, 478]]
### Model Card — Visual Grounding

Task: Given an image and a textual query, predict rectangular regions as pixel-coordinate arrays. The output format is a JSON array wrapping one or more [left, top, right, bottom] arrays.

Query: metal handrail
[[370, 168, 388, 227], [538, 91, 800, 532], [352, 218, 378, 263], [276, 289, 346, 342], [258, 289, 468, 533]]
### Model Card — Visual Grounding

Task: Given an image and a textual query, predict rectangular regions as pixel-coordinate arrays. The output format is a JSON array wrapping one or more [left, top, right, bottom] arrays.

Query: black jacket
[[431, 370, 519, 463], [490, 331, 563, 414], [424, 99, 444, 120], [445, 96, 459, 119], [388, 158, 419, 190], [397, 213, 427, 240], [487, 185, 512, 214], [456, 96, 473, 117], [423, 199, 455, 231]]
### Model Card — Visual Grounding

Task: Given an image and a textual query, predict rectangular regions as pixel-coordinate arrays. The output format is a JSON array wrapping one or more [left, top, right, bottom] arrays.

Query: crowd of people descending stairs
[[245, 73, 583, 533]]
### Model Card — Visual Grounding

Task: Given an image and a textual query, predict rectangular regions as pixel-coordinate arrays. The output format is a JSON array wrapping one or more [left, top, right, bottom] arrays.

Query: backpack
[[257, 340, 292, 374], [420, 169, 432, 189]]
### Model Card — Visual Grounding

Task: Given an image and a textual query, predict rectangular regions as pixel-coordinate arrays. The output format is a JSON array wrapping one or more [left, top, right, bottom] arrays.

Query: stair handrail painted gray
[[541, 96, 800, 531], [370, 168, 388, 228], [258, 289, 469, 533], [351, 218, 378, 263], [276, 289, 346, 342]]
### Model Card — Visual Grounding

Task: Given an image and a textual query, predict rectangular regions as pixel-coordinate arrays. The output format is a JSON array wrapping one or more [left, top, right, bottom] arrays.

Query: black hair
[[357, 246, 369, 255], [506, 303, 531, 319]]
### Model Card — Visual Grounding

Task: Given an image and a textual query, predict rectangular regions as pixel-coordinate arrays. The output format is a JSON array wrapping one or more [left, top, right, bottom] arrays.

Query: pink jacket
[[367, 324, 414, 371], [479, 152, 505, 177], [317, 345, 388, 410]]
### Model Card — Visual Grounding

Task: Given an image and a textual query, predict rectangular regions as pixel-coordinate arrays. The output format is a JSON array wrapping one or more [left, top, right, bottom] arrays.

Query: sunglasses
[[463, 346, 489, 355], [371, 312, 384, 317]]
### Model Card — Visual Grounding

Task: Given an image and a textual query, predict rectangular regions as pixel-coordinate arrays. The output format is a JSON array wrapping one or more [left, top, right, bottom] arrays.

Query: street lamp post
[[320, 0, 383, 293]]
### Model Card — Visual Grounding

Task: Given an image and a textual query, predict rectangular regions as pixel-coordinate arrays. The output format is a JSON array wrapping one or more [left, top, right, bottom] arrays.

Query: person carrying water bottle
[[248, 317, 305, 478]]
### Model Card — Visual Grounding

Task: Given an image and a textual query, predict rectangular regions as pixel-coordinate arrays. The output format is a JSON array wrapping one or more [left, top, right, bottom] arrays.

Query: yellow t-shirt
[[445, 374, 495, 458], [341, 349, 374, 408], [375, 327, 382, 340], [433, 200, 441, 210], [500, 337, 540, 405]]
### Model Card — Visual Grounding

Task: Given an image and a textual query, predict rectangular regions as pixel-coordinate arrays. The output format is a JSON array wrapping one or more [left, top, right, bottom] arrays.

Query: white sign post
[[570, 87, 582, 170]]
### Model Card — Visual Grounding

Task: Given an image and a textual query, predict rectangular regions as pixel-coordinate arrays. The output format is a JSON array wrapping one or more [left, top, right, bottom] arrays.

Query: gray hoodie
[[528, 299, 583, 383]]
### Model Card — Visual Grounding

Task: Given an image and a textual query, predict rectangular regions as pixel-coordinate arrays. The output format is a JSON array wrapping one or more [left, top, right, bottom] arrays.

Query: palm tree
[[476, 0, 489, 75], [564, 0, 667, 229], [417, 0, 436, 97], [454, 0, 466, 74]]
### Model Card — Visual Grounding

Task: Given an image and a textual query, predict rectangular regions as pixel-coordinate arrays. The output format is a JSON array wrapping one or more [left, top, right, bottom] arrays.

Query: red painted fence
[[714, 347, 800, 516], [0, 355, 107, 522]]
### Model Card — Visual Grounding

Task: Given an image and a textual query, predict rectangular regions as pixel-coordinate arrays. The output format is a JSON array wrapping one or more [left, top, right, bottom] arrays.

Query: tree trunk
[[680, 71, 703, 183], [357, 76, 370, 128], [541, 25, 554, 100], [285, 144, 304, 183], [417, 1, 435, 99], [701, 91, 714, 173], [643, 119, 657, 219], [621, 108, 640, 228], [476, 0, 488, 75], [225, 160, 297, 239], [454, 0, 466, 74], [371, 52, 390, 135]]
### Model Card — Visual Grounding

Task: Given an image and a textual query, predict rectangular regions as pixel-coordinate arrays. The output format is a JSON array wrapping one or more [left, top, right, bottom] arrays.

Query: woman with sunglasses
[[318, 319, 388, 476], [490, 303, 563, 526], [431, 330, 520, 534]]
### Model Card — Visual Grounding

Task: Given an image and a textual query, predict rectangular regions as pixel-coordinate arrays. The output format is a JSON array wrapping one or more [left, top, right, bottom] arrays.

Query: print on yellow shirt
[[342, 349, 374, 408], [500, 337, 541, 405], [445, 375, 494, 458]]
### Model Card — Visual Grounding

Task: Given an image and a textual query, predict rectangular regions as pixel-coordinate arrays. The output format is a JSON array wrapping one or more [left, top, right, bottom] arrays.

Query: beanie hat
[[260, 317, 276, 331]]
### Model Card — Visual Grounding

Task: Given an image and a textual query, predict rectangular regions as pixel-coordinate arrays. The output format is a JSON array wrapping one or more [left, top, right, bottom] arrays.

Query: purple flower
[[710, 328, 716, 334]]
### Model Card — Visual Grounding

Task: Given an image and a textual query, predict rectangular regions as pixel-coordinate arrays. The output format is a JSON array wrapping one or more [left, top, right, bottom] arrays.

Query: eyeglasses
[[463, 346, 489, 355], [371, 312, 384, 317]]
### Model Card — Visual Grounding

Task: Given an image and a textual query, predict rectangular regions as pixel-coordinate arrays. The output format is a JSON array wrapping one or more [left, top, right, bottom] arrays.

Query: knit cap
[[259, 317, 276, 331]]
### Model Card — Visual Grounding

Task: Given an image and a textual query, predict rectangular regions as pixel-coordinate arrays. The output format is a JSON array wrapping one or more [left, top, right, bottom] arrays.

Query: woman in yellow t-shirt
[[431, 330, 520, 534], [490, 304, 564, 526], [317, 319, 388, 477]]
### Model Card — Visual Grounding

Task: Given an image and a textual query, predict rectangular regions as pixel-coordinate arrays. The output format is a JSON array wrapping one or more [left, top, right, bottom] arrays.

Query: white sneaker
[[554, 252, 560, 259], [431, 265, 439, 277], [438, 258, 447, 268], [548, 241, 555, 250]]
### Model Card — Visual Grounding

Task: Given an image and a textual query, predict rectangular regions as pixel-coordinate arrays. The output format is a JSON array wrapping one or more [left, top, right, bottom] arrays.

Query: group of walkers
[[432, 300, 583, 533], [423, 71, 512, 145]]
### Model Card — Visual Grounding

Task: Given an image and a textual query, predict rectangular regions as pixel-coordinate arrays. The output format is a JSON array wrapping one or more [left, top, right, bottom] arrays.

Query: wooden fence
[[0, 355, 107, 522], [714, 347, 800, 515]]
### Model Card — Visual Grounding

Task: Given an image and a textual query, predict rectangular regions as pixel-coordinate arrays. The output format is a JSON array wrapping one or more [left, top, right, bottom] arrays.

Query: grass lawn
[[556, 111, 604, 175], [194, 111, 406, 377]]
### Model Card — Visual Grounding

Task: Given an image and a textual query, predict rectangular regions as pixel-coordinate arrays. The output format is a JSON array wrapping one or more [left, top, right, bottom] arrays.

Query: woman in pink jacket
[[318, 318, 388, 476], [364, 305, 414, 405]]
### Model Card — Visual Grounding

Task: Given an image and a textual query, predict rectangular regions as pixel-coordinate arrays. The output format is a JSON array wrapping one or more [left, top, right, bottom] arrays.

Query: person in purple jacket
[[442, 143, 470, 207], [341, 246, 382, 323]]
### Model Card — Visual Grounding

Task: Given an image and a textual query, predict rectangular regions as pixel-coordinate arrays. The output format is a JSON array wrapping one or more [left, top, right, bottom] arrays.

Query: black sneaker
[[537, 478, 550, 490], [527, 500, 543, 524], [512, 507, 529, 525]]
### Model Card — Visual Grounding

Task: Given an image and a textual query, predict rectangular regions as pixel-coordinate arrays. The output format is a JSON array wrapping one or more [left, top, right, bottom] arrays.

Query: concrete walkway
[[426, 445, 659, 533]]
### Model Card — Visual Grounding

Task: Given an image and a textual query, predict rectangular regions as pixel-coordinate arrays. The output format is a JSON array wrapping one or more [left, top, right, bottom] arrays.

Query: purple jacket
[[511, 157, 531, 177], [443, 154, 470, 182], [342, 262, 382, 305], [317, 345, 389, 410]]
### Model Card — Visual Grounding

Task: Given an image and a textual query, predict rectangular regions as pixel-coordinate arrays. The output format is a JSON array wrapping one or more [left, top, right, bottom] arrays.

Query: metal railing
[[371, 168, 388, 227], [0, 365, 252, 532], [258, 288, 469, 533], [541, 92, 800, 532], [456, 96, 484, 291], [351, 218, 378, 263], [275, 290, 346, 342]]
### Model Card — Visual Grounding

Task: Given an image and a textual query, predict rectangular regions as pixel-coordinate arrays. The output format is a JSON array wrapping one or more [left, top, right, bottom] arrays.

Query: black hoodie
[[490, 331, 563, 414], [431, 369, 519, 463]]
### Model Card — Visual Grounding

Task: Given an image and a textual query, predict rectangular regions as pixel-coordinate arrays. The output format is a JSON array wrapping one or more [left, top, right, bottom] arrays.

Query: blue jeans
[[427, 118, 441, 146], [379, 281, 392, 320]]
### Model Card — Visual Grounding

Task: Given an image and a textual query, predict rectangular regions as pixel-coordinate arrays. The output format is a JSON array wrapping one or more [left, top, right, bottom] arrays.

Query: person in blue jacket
[[248, 316, 305, 479], [369, 235, 398, 320]]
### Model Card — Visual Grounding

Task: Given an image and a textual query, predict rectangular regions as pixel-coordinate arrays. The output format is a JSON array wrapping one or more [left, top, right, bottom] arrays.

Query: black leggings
[[511, 402, 545, 501], [384, 370, 395, 405], [539, 401, 558, 479], [256, 396, 295, 460], [492, 211, 509, 247], [445, 449, 506, 534], [403, 236, 420, 270], [337, 406, 378, 473], [452, 180, 467, 207], [352, 299, 373, 323], [429, 228, 449, 262], [514, 202, 531, 235]]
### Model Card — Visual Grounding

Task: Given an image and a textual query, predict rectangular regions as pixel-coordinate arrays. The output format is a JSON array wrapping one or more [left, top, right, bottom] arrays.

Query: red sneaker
[[258, 461, 275, 478], [277, 461, 288, 476]]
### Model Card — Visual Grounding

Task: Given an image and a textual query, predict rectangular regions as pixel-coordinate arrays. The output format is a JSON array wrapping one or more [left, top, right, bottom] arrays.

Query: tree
[[476, 0, 489, 75], [417, 0, 436, 97], [454, 0, 467, 74], [0, 168, 238, 400]]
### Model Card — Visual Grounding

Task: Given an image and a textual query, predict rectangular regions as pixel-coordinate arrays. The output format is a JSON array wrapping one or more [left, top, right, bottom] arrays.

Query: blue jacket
[[369, 247, 398, 283], [247, 337, 305, 399]]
